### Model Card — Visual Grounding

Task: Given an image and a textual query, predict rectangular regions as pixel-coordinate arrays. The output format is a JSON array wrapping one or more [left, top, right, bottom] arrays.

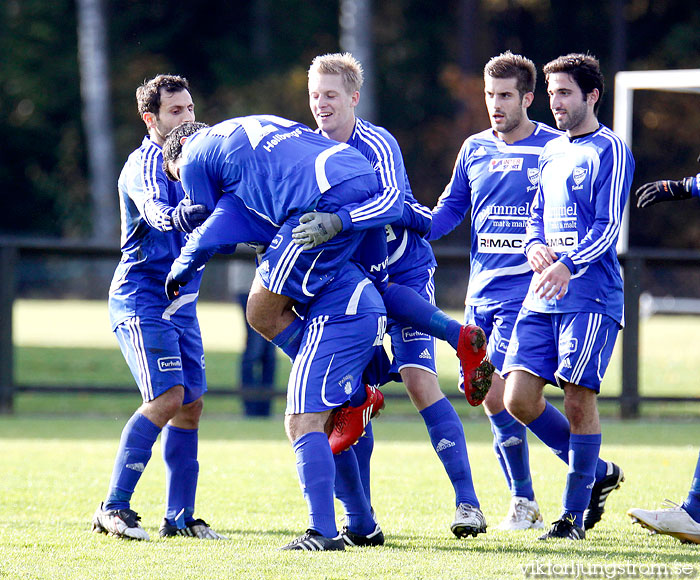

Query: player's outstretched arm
[[635, 177, 694, 208]]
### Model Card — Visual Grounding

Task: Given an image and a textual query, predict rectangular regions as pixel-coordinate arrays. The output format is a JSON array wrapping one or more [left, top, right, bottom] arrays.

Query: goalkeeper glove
[[635, 177, 693, 208], [171, 199, 210, 233], [165, 272, 182, 301], [291, 212, 343, 249]]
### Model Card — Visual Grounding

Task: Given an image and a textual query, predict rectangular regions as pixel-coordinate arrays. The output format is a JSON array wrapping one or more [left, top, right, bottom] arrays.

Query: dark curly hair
[[136, 74, 190, 118], [162, 121, 209, 181], [543, 53, 605, 115]]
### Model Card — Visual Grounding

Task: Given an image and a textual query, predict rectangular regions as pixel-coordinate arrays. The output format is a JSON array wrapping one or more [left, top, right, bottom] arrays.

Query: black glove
[[165, 272, 182, 301], [171, 199, 210, 233], [635, 177, 693, 208]]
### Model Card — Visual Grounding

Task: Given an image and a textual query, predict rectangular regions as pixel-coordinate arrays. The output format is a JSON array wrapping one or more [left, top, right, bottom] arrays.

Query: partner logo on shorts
[[269, 234, 283, 250], [435, 438, 456, 453], [339, 374, 354, 395], [571, 167, 587, 190], [402, 328, 431, 342], [497, 339, 509, 354], [527, 168, 540, 186], [567, 338, 578, 352], [158, 356, 182, 372], [419, 349, 432, 360], [489, 158, 523, 173]]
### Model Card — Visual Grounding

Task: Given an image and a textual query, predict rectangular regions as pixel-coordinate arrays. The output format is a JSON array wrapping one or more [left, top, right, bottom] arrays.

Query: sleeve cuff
[[558, 255, 576, 275], [336, 209, 353, 232]]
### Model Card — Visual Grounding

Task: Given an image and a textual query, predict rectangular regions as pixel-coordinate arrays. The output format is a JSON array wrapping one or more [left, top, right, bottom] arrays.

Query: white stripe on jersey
[[126, 317, 152, 400], [320, 352, 336, 407], [494, 142, 547, 155], [466, 261, 532, 299], [162, 292, 199, 320], [570, 313, 601, 385], [425, 266, 436, 306], [141, 143, 173, 231], [268, 240, 305, 295], [406, 199, 432, 220], [346, 278, 373, 315], [387, 228, 408, 265], [349, 122, 401, 223], [571, 128, 627, 266], [315, 143, 350, 193], [288, 315, 328, 413]]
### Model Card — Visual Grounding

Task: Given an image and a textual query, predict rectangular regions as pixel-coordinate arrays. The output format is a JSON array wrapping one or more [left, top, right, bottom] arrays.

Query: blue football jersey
[[179, 115, 403, 231], [430, 122, 562, 306], [523, 124, 635, 324], [347, 118, 436, 277], [109, 136, 202, 329]]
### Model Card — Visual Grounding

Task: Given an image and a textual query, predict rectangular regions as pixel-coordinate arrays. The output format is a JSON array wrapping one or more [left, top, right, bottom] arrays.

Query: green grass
[[0, 417, 699, 579], [5, 300, 700, 578], [10, 299, 700, 418]]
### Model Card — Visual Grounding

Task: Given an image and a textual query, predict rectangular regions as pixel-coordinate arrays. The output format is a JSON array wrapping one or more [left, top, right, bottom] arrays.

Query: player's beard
[[553, 99, 588, 132], [498, 110, 525, 135]]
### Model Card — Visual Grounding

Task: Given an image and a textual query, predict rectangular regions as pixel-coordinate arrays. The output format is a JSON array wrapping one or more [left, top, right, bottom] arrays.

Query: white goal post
[[614, 68, 700, 253]]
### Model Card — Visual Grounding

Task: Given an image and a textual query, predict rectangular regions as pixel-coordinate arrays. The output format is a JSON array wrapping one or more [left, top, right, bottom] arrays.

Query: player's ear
[[522, 91, 535, 109], [587, 88, 600, 107], [351, 90, 360, 108], [143, 112, 156, 129]]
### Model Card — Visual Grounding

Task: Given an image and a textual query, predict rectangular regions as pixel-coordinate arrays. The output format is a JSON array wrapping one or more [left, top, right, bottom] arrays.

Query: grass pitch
[[0, 417, 699, 580], [3, 299, 700, 578]]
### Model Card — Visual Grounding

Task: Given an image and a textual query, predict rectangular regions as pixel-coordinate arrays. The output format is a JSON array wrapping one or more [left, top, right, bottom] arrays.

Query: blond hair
[[308, 52, 364, 94]]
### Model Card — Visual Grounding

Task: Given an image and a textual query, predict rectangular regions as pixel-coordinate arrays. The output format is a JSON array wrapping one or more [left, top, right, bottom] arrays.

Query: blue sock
[[682, 451, 700, 522], [527, 402, 609, 480], [104, 412, 161, 510], [353, 421, 374, 507], [526, 402, 571, 463], [490, 409, 533, 500], [294, 431, 337, 538], [420, 398, 478, 507], [562, 433, 601, 527], [333, 447, 375, 535], [382, 284, 462, 350], [271, 316, 304, 360], [491, 423, 512, 492], [162, 424, 199, 526]]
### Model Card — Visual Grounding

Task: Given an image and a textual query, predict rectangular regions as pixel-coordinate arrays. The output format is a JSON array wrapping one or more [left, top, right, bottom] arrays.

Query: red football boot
[[456, 324, 495, 406], [328, 385, 385, 454]]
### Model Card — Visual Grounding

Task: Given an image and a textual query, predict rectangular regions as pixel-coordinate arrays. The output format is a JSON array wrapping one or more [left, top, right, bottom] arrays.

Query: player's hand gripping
[[171, 198, 211, 233], [291, 212, 343, 249], [526, 243, 558, 274], [635, 177, 693, 208], [165, 272, 182, 301], [534, 262, 571, 301]]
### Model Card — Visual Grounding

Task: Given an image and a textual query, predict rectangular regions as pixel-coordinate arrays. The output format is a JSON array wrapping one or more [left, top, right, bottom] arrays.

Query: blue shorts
[[464, 299, 522, 376], [502, 308, 620, 393], [257, 173, 389, 304], [114, 317, 206, 403], [286, 266, 387, 414], [386, 267, 437, 377]]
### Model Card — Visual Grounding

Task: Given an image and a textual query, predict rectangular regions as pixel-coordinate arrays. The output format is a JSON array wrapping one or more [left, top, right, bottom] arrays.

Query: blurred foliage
[[1, 0, 699, 249]]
